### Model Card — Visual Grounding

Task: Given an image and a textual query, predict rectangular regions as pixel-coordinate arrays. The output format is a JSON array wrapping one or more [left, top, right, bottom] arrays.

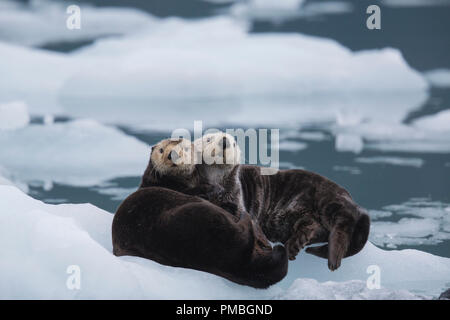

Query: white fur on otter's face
[[150, 138, 194, 176], [194, 132, 241, 166]]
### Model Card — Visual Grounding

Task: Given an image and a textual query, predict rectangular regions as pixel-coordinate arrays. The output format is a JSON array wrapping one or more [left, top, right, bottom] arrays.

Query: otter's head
[[150, 138, 195, 176], [195, 132, 241, 167]]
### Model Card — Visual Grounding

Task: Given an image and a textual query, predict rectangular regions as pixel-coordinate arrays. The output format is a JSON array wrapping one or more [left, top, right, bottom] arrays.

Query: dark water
[[17, 0, 450, 258]]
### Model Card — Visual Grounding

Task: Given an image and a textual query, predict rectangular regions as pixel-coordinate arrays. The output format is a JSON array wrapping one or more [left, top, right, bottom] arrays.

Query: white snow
[[0, 119, 149, 187], [424, 69, 450, 88], [0, 101, 30, 130], [3, 185, 449, 299], [278, 279, 421, 300], [0, 0, 157, 47]]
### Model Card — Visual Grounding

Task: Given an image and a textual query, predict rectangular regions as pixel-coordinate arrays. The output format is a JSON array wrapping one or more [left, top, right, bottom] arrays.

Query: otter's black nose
[[221, 137, 230, 149]]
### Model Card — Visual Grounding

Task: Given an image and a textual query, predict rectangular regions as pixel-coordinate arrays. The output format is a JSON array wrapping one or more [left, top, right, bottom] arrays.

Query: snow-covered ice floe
[[0, 101, 30, 130], [0, 0, 157, 47], [0, 13, 427, 129], [334, 109, 450, 154], [0, 185, 449, 299], [0, 119, 149, 187]]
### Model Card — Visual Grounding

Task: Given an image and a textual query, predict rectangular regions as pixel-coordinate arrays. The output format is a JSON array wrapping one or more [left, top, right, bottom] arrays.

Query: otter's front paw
[[286, 238, 302, 261]]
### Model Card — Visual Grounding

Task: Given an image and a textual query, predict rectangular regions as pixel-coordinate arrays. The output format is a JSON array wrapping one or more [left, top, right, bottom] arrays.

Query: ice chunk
[[0, 0, 157, 46], [284, 241, 450, 297], [0, 14, 427, 129], [370, 198, 450, 248], [382, 0, 450, 8], [413, 110, 450, 132], [332, 166, 361, 175], [335, 134, 363, 153], [0, 101, 30, 130], [276, 140, 308, 151], [355, 156, 424, 168], [336, 110, 450, 154], [0, 119, 149, 187], [2, 185, 447, 299], [278, 279, 422, 300], [424, 69, 450, 88]]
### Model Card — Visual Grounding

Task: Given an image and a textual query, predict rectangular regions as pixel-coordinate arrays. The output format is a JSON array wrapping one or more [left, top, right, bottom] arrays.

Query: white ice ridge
[[0, 0, 158, 46], [0, 119, 149, 187], [0, 185, 449, 299], [0, 101, 30, 130], [0, 14, 427, 129]]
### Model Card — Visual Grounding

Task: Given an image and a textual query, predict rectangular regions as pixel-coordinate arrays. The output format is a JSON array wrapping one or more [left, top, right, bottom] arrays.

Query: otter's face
[[150, 138, 194, 176], [195, 132, 241, 166]]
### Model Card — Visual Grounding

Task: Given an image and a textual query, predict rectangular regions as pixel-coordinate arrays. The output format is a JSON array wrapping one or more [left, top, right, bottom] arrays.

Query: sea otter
[[140, 135, 244, 215], [112, 187, 288, 288], [238, 165, 370, 271], [140, 135, 370, 271]]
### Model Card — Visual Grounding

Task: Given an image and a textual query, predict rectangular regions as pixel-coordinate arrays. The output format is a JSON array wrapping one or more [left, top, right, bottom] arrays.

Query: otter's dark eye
[[207, 138, 211, 143], [159, 148, 163, 154]]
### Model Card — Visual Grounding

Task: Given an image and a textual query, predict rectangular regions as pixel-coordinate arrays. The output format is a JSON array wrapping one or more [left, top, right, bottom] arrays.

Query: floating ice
[[0, 101, 30, 130], [382, 0, 450, 7], [0, 13, 427, 129], [0, 119, 149, 187], [336, 110, 450, 154], [355, 156, 425, 168], [369, 198, 450, 248], [277, 140, 308, 151], [0, 0, 157, 47], [3, 185, 448, 299], [332, 165, 361, 175], [424, 69, 450, 88], [335, 134, 363, 153]]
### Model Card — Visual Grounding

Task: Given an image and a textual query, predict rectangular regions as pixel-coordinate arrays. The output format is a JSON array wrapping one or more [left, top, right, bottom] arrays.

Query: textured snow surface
[[1, 185, 449, 299]]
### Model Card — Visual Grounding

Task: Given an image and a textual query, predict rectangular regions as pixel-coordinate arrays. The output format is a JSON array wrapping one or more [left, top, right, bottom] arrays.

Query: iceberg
[[0, 119, 149, 187], [0, 15, 428, 130], [0, 0, 157, 46], [0, 185, 449, 299], [0, 101, 30, 130]]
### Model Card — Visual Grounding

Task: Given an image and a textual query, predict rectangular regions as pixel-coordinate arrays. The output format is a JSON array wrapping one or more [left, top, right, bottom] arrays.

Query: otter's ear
[[151, 145, 155, 153]]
